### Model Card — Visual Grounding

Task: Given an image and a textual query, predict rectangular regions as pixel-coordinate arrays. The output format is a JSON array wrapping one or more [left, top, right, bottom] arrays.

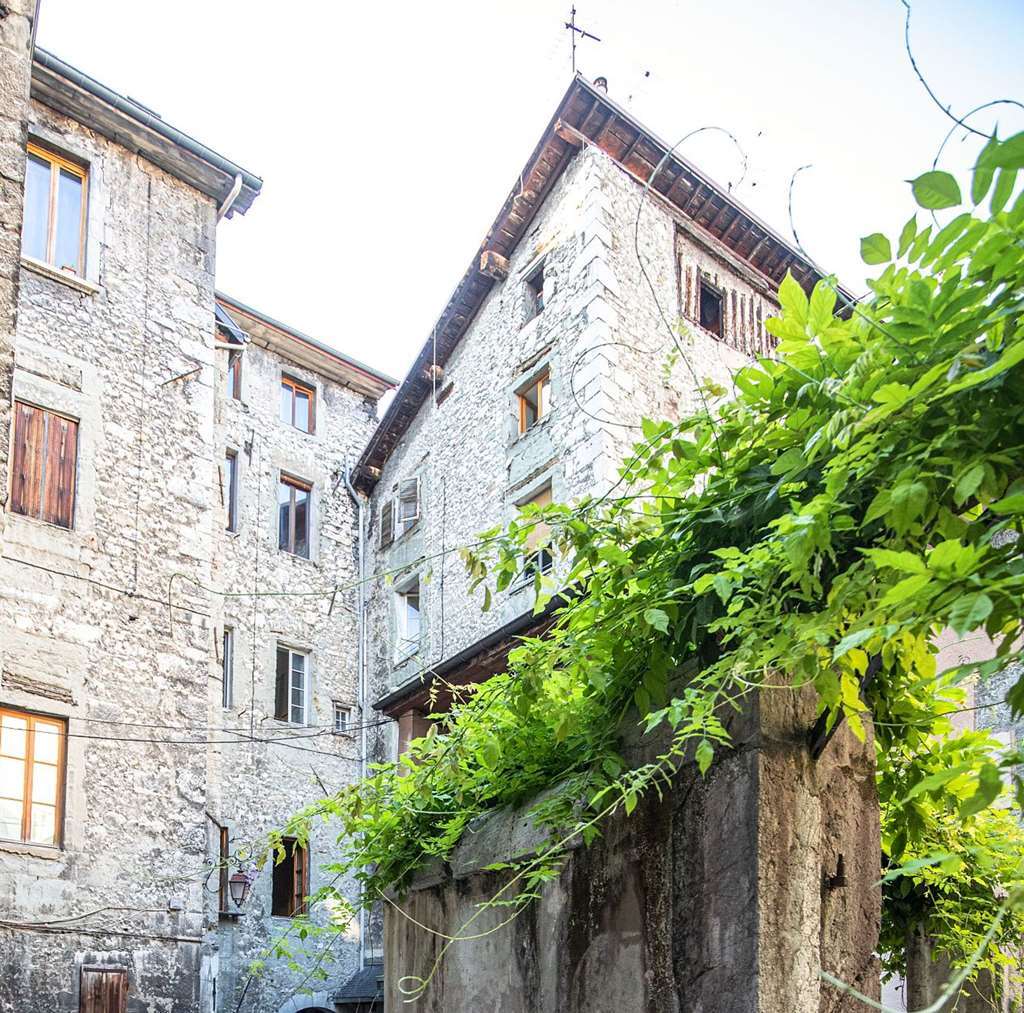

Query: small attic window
[[699, 279, 723, 338], [525, 262, 545, 321]]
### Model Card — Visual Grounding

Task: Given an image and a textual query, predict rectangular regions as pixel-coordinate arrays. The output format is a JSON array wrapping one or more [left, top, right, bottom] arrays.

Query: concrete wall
[[365, 144, 769, 756], [383, 690, 881, 1012], [207, 331, 379, 1012]]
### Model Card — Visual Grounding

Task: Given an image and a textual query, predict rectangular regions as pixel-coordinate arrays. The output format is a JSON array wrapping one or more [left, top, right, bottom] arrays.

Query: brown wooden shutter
[[274, 647, 289, 721], [380, 500, 394, 547], [80, 966, 127, 1013], [11, 402, 44, 519], [293, 842, 308, 915], [42, 412, 77, 528]]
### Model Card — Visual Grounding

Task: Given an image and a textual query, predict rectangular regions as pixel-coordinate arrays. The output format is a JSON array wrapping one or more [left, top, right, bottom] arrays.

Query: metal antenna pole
[[565, 5, 601, 75]]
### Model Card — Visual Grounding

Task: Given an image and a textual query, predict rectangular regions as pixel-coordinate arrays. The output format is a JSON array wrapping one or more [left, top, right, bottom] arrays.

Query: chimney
[[594, 75, 608, 94]]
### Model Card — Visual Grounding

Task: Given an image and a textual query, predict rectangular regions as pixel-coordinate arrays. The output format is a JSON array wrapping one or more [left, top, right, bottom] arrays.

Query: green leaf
[[832, 627, 876, 661], [778, 271, 809, 325], [860, 233, 892, 265], [990, 493, 1024, 514], [888, 480, 929, 534], [863, 548, 928, 574], [972, 134, 1000, 204], [948, 592, 993, 635], [991, 168, 1018, 215], [808, 280, 838, 330], [953, 462, 985, 505], [909, 171, 962, 210], [989, 130, 1024, 170], [695, 739, 714, 775], [959, 762, 1003, 819], [643, 608, 670, 634], [903, 762, 973, 802], [897, 215, 917, 258], [881, 573, 932, 606]]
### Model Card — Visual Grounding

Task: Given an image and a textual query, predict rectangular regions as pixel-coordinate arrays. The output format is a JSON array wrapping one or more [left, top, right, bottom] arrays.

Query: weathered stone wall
[[0, 95, 220, 1012], [0, 0, 36, 554], [207, 331, 379, 1012], [383, 691, 880, 1012], [365, 144, 771, 757]]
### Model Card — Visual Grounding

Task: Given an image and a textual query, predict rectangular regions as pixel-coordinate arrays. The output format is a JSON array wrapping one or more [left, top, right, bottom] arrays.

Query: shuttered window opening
[[699, 279, 723, 338], [271, 837, 308, 917], [379, 499, 395, 548], [11, 401, 78, 529], [398, 477, 420, 533], [79, 966, 127, 1013]]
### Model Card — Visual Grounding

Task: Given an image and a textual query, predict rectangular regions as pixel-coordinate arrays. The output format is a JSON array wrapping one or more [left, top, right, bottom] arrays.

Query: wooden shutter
[[380, 500, 394, 548], [42, 412, 77, 528], [11, 402, 45, 518], [10, 402, 77, 528], [80, 966, 127, 1013], [399, 477, 420, 528], [293, 842, 308, 915]]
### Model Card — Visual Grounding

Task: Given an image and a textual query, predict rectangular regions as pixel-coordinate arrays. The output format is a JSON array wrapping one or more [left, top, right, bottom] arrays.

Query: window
[[0, 707, 66, 847], [398, 477, 420, 534], [275, 645, 310, 725], [79, 967, 128, 1013], [10, 401, 78, 529], [22, 142, 87, 276], [517, 370, 551, 434], [221, 628, 234, 709], [271, 837, 308, 917], [218, 824, 230, 913], [224, 450, 239, 532], [280, 375, 315, 434], [525, 261, 545, 320], [379, 499, 395, 548], [396, 581, 421, 662], [333, 702, 352, 735], [278, 475, 311, 558], [225, 345, 242, 400], [522, 486, 554, 581], [699, 279, 723, 338]]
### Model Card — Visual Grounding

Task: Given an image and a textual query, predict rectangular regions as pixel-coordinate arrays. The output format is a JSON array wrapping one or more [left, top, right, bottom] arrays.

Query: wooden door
[[80, 967, 127, 1013]]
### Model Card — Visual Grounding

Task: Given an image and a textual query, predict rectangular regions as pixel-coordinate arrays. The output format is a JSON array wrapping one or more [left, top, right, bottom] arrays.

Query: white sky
[[36, 0, 1024, 383]]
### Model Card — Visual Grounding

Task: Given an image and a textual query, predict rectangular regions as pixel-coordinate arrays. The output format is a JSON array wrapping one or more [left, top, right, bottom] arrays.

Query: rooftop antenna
[[565, 5, 601, 75]]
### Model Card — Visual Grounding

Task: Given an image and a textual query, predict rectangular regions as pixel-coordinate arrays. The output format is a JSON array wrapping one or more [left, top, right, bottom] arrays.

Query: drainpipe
[[217, 174, 243, 222], [342, 464, 368, 967]]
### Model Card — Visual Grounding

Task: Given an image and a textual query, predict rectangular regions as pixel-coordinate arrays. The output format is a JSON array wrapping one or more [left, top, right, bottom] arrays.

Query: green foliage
[[272, 129, 1024, 991]]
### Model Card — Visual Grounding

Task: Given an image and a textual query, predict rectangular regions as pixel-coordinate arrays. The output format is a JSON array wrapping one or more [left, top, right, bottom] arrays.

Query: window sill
[[20, 255, 101, 296], [0, 839, 64, 860], [279, 548, 318, 566]]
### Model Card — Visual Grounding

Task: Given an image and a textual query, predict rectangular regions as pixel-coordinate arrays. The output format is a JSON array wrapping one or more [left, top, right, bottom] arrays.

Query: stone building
[[0, 24, 393, 1013], [352, 75, 830, 755]]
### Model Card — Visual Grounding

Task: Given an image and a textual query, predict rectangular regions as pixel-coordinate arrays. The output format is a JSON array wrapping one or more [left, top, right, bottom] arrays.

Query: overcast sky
[[36, 0, 1024, 383]]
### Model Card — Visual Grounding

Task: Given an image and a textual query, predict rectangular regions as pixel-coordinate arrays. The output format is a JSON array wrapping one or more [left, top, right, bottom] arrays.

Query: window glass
[[55, 168, 82, 273], [279, 382, 292, 424], [293, 485, 309, 558], [0, 711, 63, 846], [294, 389, 310, 433], [222, 629, 234, 709], [278, 480, 291, 549], [225, 451, 238, 532], [22, 153, 50, 262], [289, 652, 307, 725]]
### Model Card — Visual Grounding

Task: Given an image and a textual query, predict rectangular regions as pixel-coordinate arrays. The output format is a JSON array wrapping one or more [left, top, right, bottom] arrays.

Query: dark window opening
[[271, 837, 308, 917], [525, 262, 545, 320], [226, 348, 242, 400], [278, 476, 311, 558], [523, 547, 554, 580], [218, 825, 230, 913], [699, 280, 723, 338], [225, 450, 238, 532], [221, 628, 234, 709]]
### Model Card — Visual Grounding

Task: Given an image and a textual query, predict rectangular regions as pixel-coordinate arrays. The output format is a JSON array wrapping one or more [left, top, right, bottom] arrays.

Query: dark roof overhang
[[353, 74, 848, 492]]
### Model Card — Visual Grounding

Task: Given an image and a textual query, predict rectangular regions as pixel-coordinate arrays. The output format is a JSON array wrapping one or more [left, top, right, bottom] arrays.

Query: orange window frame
[[25, 142, 88, 276], [0, 706, 66, 847], [517, 370, 550, 434], [281, 375, 316, 433]]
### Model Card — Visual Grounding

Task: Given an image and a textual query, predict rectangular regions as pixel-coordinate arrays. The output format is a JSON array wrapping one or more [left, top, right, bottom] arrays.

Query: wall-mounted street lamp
[[228, 871, 252, 910]]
